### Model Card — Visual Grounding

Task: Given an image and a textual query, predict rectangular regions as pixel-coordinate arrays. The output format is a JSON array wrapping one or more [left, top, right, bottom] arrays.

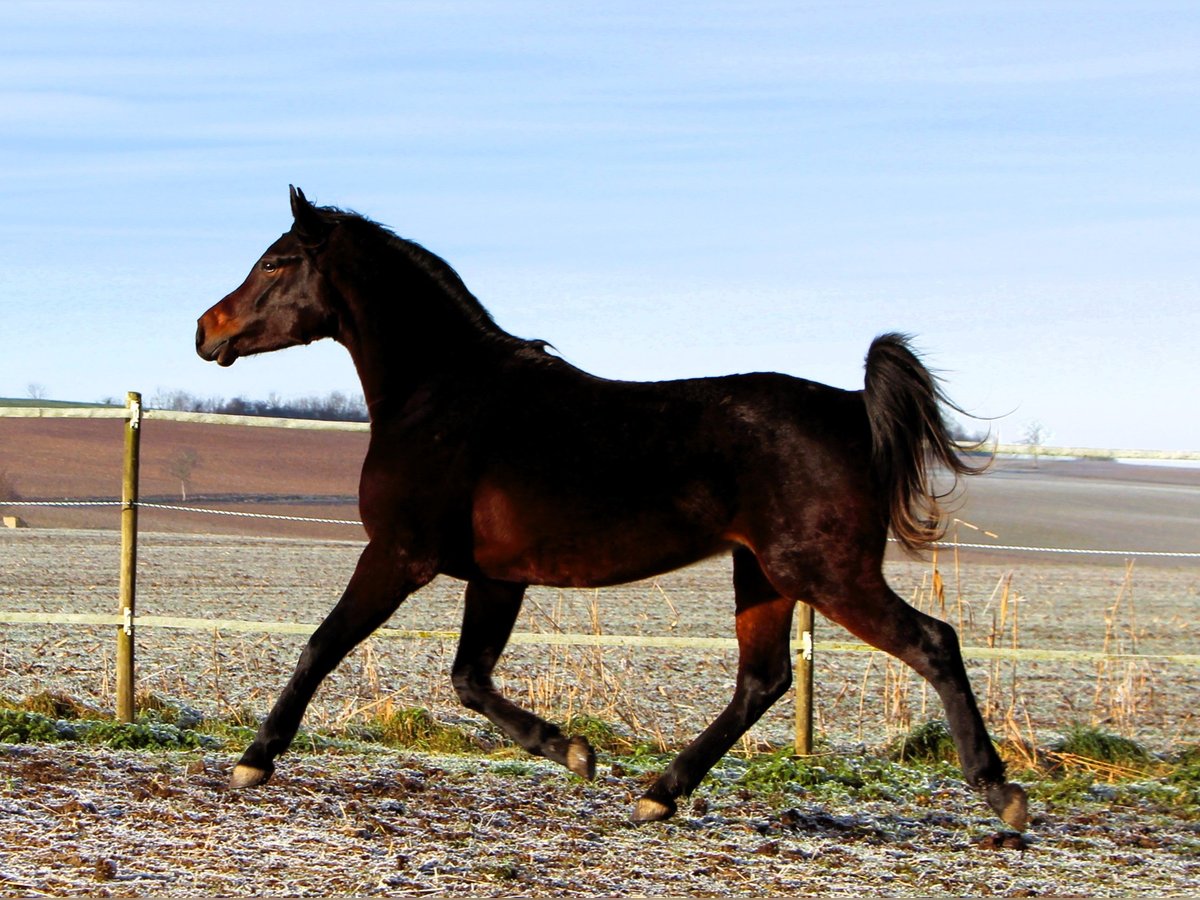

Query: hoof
[[566, 736, 596, 780], [986, 782, 1029, 831], [631, 795, 676, 824], [229, 762, 273, 789]]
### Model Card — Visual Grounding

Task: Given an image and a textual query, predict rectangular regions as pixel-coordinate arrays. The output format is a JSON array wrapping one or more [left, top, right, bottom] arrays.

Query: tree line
[[144, 390, 368, 422]]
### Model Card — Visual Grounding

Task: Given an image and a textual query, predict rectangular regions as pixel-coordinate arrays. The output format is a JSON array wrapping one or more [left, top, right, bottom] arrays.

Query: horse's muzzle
[[196, 320, 237, 366]]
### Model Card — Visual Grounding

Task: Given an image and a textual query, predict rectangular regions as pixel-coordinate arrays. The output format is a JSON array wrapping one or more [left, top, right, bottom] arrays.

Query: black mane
[[313, 205, 543, 353]]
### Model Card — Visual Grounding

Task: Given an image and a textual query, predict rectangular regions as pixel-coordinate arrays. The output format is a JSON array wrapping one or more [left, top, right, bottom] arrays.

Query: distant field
[[0, 415, 368, 539], [951, 457, 1200, 563]]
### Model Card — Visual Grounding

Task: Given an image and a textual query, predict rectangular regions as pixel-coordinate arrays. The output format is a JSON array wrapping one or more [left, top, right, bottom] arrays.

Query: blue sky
[[1, 1, 1197, 450]]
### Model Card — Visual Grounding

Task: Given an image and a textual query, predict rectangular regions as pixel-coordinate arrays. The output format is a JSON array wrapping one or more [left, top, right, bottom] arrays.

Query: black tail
[[862, 333, 988, 555]]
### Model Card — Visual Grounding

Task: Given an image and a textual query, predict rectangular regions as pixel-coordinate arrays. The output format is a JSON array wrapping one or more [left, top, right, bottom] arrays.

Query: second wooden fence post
[[794, 602, 815, 754]]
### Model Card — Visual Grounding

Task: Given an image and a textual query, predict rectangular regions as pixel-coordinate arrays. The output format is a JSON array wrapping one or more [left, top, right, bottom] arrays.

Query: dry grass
[[836, 525, 1196, 763]]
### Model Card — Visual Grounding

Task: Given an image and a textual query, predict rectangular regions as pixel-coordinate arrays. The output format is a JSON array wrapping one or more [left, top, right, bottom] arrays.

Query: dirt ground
[[2, 741, 1198, 898]]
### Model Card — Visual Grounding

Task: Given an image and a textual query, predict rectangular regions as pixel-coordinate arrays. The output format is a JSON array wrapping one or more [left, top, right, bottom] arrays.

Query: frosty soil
[[3, 743, 1199, 897]]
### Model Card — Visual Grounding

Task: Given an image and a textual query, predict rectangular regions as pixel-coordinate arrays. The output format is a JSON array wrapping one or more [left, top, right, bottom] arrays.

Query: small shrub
[[1166, 745, 1200, 804], [1172, 745, 1200, 775], [736, 748, 812, 794], [368, 706, 479, 754], [891, 720, 958, 764], [1053, 725, 1148, 766], [564, 714, 631, 754], [22, 691, 106, 721]]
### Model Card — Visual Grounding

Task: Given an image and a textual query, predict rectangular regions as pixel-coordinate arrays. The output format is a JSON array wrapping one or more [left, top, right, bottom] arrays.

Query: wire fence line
[[7, 498, 1200, 558]]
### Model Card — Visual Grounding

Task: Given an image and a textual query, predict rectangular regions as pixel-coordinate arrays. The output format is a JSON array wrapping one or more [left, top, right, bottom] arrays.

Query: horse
[[196, 186, 1027, 830]]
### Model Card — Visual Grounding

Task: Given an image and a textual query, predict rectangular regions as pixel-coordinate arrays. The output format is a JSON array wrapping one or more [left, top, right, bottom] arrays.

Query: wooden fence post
[[115, 391, 142, 722], [794, 602, 815, 755]]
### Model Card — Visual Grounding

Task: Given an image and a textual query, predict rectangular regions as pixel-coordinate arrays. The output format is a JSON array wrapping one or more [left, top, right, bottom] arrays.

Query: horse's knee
[[911, 615, 971, 680], [923, 615, 960, 651], [741, 665, 792, 714]]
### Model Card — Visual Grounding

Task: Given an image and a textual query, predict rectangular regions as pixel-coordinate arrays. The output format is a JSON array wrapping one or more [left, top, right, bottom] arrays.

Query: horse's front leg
[[451, 578, 595, 779], [229, 540, 433, 788]]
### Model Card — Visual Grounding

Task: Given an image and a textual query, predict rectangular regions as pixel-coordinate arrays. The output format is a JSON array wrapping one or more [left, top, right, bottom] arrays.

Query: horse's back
[[498, 361, 873, 480]]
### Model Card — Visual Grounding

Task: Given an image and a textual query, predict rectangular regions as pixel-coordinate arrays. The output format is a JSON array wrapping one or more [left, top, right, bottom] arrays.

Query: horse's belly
[[470, 480, 729, 588]]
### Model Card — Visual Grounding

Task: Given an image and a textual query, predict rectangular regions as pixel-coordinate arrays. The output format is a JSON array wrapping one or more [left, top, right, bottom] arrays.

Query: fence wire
[[7, 498, 1200, 557]]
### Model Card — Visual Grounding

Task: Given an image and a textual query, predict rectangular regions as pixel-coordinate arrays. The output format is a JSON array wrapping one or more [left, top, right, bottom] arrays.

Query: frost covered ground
[[2, 743, 1198, 897]]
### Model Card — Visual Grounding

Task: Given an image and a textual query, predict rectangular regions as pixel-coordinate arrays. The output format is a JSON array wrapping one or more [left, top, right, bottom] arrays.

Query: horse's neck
[[332, 270, 511, 421]]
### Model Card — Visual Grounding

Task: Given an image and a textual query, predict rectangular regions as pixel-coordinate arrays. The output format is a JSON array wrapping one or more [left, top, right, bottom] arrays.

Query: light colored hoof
[[631, 796, 675, 824], [567, 736, 596, 780], [229, 763, 271, 789], [988, 782, 1030, 831]]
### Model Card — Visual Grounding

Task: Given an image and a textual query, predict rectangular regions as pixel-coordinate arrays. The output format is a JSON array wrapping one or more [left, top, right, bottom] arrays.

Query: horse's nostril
[[195, 322, 206, 352]]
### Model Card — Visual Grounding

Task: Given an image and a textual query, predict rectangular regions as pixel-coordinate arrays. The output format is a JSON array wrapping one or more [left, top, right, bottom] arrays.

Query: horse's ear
[[289, 185, 330, 247]]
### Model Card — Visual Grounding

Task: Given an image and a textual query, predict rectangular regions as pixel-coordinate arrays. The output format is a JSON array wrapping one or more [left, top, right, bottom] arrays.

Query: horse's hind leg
[[229, 540, 431, 788], [806, 569, 1028, 830], [451, 578, 595, 779], [634, 548, 795, 822]]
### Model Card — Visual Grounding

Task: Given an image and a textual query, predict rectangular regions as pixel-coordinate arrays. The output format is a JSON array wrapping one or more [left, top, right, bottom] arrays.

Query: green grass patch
[[0, 708, 218, 749], [0, 708, 74, 743], [1, 692, 1197, 821], [1170, 745, 1200, 782], [706, 745, 960, 806]]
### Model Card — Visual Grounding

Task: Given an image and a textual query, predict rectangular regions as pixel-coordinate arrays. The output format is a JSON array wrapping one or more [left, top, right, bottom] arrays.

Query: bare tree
[[1021, 420, 1050, 469], [27, 383, 47, 400], [166, 449, 200, 501]]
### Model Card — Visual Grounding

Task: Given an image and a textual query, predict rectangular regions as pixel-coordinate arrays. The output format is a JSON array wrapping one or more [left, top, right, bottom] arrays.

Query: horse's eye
[[262, 261, 278, 273]]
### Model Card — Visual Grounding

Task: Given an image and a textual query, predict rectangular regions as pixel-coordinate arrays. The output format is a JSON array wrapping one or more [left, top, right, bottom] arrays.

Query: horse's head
[[196, 186, 340, 367]]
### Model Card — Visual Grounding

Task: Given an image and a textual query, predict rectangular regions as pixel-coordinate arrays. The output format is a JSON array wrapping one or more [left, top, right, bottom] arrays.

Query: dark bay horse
[[196, 187, 1027, 829]]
